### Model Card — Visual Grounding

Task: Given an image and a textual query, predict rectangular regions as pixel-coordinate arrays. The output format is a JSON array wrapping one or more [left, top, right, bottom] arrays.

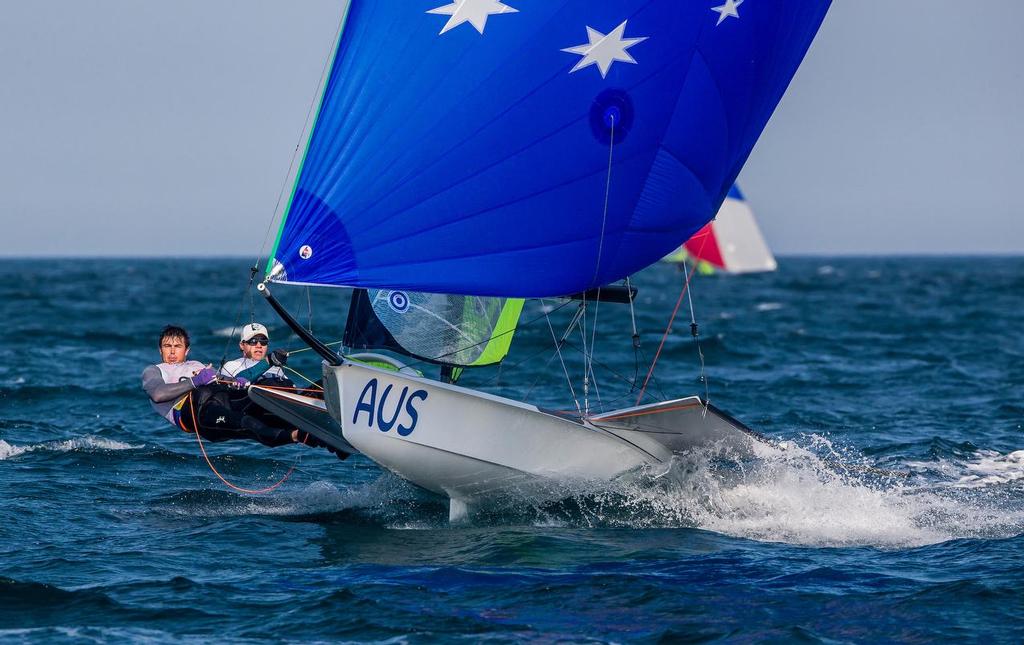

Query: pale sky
[[1, 1, 1021, 257]]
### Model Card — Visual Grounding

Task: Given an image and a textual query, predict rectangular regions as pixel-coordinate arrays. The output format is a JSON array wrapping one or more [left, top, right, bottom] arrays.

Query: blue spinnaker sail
[[268, 0, 831, 297]]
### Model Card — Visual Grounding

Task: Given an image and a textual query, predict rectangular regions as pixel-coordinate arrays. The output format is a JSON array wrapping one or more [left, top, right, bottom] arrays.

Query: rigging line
[[580, 296, 589, 414], [471, 307, 577, 392], [625, 276, 641, 392], [219, 267, 259, 371], [581, 115, 615, 415], [560, 339, 646, 397], [287, 339, 345, 355], [520, 348, 567, 401], [282, 365, 324, 389], [544, 299, 582, 416], [589, 287, 603, 409], [634, 236, 707, 406], [637, 344, 668, 402], [253, 7, 346, 272], [684, 259, 710, 408], [591, 115, 616, 287], [306, 286, 314, 334], [578, 308, 603, 413]]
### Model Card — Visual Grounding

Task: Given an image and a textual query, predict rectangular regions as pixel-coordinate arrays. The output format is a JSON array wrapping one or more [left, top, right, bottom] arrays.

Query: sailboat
[[247, 0, 833, 518], [662, 184, 778, 273]]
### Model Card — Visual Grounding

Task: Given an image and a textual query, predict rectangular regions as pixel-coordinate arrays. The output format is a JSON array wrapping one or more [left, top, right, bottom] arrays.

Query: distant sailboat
[[663, 184, 778, 274], [248, 0, 833, 517]]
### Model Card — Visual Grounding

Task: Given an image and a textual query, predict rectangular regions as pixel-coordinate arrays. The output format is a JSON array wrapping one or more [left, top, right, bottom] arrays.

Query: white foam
[[755, 302, 783, 312], [692, 444, 948, 548], [539, 435, 1024, 549], [0, 441, 27, 460], [0, 436, 140, 460], [952, 449, 1024, 488]]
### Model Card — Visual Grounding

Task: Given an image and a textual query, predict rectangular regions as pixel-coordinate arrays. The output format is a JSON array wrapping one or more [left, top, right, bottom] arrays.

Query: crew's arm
[[142, 365, 193, 403], [233, 361, 271, 383]]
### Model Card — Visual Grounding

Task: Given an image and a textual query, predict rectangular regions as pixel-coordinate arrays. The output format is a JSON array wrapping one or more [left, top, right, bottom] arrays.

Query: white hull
[[322, 362, 761, 509]]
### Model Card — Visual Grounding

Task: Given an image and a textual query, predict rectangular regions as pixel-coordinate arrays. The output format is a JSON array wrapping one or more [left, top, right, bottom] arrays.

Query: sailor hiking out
[[141, 325, 304, 447]]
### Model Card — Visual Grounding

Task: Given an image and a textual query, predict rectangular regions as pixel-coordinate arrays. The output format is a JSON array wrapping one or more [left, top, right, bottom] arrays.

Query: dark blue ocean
[[2, 257, 1023, 643]]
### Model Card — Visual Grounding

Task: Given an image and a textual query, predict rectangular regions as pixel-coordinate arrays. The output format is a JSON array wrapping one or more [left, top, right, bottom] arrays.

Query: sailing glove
[[268, 349, 289, 368], [190, 368, 217, 387], [231, 377, 250, 390]]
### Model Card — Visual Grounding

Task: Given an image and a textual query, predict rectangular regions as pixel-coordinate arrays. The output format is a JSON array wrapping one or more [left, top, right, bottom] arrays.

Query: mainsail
[[343, 289, 523, 368], [266, 0, 832, 297]]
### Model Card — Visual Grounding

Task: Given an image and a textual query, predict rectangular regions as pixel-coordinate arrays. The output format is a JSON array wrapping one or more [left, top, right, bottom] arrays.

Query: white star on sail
[[562, 21, 647, 78], [427, 0, 518, 35], [711, 0, 745, 26]]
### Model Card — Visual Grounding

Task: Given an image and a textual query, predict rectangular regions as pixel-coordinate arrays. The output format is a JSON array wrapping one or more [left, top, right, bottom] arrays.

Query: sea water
[[1, 257, 1022, 642]]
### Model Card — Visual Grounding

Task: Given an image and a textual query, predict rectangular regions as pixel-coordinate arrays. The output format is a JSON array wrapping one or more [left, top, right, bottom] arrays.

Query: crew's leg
[[196, 399, 251, 442]]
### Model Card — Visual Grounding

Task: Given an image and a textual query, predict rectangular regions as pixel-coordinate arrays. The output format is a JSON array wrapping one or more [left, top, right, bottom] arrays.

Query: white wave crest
[[0, 436, 141, 460]]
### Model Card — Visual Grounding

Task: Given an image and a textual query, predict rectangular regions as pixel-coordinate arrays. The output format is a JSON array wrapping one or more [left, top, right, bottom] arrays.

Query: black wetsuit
[[183, 383, 294, 447], [141, 363, 294, 447]]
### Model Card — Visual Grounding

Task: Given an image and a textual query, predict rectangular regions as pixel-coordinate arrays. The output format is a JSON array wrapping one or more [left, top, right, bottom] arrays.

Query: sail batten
[[267, 0, 832, 297]]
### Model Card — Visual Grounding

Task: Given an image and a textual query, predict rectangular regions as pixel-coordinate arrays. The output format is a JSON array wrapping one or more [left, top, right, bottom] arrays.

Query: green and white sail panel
[[343, 289, 523, 368]]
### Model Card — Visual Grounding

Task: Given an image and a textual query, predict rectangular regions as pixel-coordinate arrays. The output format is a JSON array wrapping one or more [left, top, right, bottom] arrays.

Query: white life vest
[[152, 360, 206, 423]]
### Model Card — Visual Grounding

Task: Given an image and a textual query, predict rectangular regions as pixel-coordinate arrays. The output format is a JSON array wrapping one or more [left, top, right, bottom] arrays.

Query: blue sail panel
[[268, 0, 832, 297]]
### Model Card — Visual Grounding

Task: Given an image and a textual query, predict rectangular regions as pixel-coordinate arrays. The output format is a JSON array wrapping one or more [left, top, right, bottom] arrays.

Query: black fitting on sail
[[566, 285, 637, 305], [257, 282, 342, 366], [690, 322, 699, 338]]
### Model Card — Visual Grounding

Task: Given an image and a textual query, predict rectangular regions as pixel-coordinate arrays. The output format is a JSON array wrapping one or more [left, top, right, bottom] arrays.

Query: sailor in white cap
[[219, 322, 290, 385]]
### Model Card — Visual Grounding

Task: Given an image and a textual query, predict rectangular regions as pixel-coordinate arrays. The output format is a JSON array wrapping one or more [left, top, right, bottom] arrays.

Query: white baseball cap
[[240, 323, 270, 342]]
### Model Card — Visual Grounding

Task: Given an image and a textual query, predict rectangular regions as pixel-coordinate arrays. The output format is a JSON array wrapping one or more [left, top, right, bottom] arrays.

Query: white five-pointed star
[[427, 0, 518, 35], [711, 0, 745, 26], [561, 21, 647, 78]]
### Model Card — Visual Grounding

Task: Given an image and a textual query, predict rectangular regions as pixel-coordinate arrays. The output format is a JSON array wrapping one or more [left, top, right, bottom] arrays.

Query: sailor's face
[[160, 337, 189, 364], [240, 335, 269, 361]]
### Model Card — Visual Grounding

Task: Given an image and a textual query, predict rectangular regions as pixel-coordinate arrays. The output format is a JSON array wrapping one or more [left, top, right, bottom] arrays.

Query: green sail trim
[[468, 298, 524, 367], [265, 3, 352, 279]]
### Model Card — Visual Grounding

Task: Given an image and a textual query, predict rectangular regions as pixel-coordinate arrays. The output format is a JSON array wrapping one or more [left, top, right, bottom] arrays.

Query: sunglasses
[[243, 338, 269, 346]]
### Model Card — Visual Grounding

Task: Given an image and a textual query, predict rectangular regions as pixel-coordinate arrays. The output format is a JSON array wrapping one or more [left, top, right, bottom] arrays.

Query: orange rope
[[186, 391, 295, 495], [634, 229, 711, 406]]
